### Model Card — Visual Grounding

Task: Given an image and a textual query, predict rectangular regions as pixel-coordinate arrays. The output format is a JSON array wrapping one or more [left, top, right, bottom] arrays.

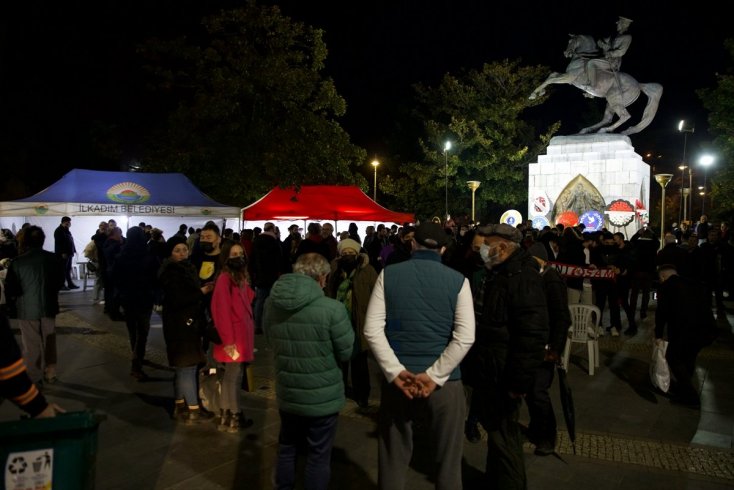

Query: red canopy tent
[[241, 185, 414, 224]]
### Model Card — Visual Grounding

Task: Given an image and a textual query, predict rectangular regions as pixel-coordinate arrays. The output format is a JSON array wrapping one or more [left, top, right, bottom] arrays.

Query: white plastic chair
[[562, 304, 601, 375]]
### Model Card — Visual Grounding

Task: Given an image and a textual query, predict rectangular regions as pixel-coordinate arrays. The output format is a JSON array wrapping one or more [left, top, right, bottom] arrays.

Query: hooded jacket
[[263, 272, 353, 417]]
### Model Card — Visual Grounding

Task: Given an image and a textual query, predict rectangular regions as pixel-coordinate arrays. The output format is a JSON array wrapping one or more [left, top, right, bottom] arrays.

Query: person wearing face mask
[[158, 236, 214, 423], [466, 223, 549, 489], [211, 240, 256, 433], [327, 238, 378, 409], [190, 222, 222, 327], [383, 226, 416, 267]]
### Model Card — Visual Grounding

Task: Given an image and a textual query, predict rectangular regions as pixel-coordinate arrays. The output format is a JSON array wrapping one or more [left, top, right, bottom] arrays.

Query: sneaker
[[44, 367, 58, 384], [68, 284, 80, 289], [610, 327, 620, 337], [60, 286, 70, 291]]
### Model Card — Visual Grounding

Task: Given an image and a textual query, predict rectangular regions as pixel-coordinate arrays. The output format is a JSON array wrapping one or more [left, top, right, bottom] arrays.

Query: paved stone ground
[[2, 287, 733, 489]]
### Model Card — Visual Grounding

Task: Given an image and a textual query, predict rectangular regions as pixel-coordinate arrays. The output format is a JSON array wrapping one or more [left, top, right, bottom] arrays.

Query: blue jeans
[[174, 366, 199, 406], [254, 287, 270, 329], [275, 411, 339, 490]]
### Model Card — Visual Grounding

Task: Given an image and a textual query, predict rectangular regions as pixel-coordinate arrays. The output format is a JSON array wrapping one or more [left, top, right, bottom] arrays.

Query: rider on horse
[[586, 16, 633, 90]]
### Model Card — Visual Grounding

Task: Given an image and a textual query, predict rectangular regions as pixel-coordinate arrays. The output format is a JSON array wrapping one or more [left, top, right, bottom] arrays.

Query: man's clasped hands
[[393, 370, 437, 399]]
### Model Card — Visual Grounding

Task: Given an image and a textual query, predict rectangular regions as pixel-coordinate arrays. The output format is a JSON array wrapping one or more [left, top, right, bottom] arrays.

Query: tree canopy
[[138, 2, 367, 206], [379, 60, 559, 222], [698, 39, 734, 221]]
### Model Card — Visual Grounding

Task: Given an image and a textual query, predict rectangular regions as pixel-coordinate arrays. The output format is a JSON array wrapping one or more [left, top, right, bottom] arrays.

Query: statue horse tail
[[621, 83, 663, 136]]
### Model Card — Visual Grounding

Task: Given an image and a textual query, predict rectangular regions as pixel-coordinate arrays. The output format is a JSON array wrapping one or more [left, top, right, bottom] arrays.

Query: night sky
[[0, 1, 729, 197]]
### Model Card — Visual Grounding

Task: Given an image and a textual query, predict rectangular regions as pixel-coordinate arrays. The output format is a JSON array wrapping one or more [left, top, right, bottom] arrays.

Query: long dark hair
[[218, 239, 249, 287]]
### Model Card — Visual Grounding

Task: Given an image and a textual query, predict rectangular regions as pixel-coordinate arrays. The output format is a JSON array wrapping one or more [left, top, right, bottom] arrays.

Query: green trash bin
[[0, 410, 105, 490]]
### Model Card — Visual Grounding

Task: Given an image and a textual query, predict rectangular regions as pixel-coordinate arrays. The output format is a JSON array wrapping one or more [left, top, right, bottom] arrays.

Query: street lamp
[[678, 120, 694, 223], [467, 181, 481, 223], [678, 164, 687, 223], [654, 173, 673, 246], [443, 141, 452, 222], [699, 154, 714, 215], [371, 159, 380, 202]]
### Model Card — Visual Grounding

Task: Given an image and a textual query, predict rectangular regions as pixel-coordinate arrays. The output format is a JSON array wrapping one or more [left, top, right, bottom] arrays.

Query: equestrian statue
[[529, 16, 663, 136]]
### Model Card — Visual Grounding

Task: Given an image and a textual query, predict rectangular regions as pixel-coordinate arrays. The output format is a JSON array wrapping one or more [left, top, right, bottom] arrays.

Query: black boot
[[172, 400, 188, 421], [185, 406, 211, 425], [227, 412, 253, 433], [130, 360, 148, 381]]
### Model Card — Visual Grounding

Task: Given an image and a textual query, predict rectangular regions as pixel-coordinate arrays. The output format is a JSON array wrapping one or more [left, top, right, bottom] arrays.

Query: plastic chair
[[562, 304, 601, 375]]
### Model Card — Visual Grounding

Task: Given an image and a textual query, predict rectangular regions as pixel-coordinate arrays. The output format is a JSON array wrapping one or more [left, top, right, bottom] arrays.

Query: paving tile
[[3, 289, 732, 490]]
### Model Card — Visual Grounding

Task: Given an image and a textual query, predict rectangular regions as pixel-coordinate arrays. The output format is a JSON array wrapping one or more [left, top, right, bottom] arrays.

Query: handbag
[[650, 340, 670, 393], [202, 311, 223, 345]]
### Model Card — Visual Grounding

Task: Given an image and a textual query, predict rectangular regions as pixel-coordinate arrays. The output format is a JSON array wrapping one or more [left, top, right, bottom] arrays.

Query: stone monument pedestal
[[527, 134, 650, 237]]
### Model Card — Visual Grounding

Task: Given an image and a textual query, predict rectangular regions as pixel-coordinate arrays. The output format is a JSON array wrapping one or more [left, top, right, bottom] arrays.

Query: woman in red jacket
[[211, 240, 256, 433]]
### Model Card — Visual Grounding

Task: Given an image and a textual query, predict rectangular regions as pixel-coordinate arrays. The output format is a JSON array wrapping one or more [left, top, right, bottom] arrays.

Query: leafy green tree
[[380, 59, 559, 222], [698, 39, 734, 220], [138, 2, 367, 205]]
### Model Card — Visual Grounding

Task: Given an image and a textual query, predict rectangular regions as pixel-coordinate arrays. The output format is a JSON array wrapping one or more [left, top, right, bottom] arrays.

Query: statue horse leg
[[529, 72, 576, 100], [621, 83, 664, 136], [577, 105, 616, 134]]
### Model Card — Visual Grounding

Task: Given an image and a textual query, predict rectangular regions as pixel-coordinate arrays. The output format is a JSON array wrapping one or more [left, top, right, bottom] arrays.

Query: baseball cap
[[414, 222, 448, 249]]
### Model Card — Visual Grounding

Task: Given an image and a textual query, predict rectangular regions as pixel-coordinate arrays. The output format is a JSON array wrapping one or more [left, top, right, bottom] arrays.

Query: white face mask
[[479, 244, 492, 263], [479, 243, 502, 268]]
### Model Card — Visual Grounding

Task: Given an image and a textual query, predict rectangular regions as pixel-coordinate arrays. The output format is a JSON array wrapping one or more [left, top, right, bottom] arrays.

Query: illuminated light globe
[[500, 209, 523, 226], [555, 210, 579, 228], [579, 210, 604, 231]]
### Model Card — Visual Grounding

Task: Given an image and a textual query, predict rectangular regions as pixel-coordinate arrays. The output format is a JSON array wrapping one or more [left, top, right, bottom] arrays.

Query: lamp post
[[682, 187, 690, 223], [678, 164, 687, 223], [467, 180, 481, 223], [443, 141, 451, 222], [699, 154, 714, 215], [371, 159, 380, 202], [678, 120, 694, 223], [655, 173, 673, 245]]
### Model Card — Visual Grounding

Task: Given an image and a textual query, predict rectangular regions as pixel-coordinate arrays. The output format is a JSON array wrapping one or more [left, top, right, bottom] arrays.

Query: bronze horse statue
[[529, 34, 663, 136]]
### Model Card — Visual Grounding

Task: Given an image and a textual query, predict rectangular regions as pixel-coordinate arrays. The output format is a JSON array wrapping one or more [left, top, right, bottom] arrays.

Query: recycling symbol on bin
[[8, 456, 28, 474]]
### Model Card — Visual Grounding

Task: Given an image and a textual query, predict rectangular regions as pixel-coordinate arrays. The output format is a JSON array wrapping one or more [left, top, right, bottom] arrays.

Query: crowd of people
[[0, 213, 730, 489]]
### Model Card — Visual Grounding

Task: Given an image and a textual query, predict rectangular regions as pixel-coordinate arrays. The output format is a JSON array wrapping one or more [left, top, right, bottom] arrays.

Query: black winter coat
[[158, 259, 206, 367], [113, 234, 159, 309], [472, 248, 549, 395], [541, 265, 572, 354]]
